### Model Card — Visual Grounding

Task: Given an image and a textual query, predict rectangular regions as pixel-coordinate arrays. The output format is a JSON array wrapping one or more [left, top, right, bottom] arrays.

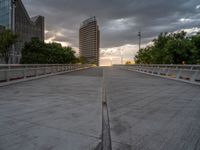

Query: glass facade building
[[0, 0, 11, 28], [0, 0, 44, 64]]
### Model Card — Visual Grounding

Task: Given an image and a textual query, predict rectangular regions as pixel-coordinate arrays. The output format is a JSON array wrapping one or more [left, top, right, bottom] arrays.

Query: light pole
[[138, 30, 141, 50], [110, 57, 113, 66], [119, 48, 124, 65], [109, 50, 113, 66]]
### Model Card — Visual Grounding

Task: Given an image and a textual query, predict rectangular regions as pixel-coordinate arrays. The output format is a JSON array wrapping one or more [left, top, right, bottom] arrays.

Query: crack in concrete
[[94, 68, 112, 150]]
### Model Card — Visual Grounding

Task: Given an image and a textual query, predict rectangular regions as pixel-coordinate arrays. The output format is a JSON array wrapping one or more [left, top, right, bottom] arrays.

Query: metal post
[[51, 66, 53, 74], [191, 71, 199, 82], [6, 66, 11, 81], [35, 65, 38, 77], [176, 70, 182, 79], [138, 30, 141, 50], [157, 66, 160, 75], [24, 65, 27, 78], [44, 65, 46, 75]]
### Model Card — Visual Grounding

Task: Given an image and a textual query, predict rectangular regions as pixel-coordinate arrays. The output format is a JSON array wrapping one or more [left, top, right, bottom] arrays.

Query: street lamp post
[[119, 48, 124, 65], [110, 57, 113, 66], [138, 30, 141, 50]]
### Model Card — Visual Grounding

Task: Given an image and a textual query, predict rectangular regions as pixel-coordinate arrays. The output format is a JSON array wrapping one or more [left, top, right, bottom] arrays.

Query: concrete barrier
[[0, 64, 92, 86], [115, 64, 200, 85]]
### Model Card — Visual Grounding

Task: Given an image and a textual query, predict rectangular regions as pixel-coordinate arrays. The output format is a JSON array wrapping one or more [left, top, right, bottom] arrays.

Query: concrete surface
[[0, 68, 103, 150], [1, 67, 200, 150], [104, 68, 200, 150]]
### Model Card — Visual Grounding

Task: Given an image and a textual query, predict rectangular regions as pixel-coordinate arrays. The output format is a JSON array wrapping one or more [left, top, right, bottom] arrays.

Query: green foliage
[[0, 29, 18, 63], [135, 31, 200, 64], [20, 38, 76, 64], [77, 56, 88, 64], [134, 47, 152, 64], [191, 33, 200, 64]]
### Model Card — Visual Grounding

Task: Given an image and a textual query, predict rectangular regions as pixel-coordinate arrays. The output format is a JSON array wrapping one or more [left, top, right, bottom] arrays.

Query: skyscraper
[[0, 0, 44, 63], [79, 17, 100, 66]]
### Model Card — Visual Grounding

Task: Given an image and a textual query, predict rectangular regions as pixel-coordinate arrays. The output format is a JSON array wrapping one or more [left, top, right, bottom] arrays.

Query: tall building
[[0, 25, 5, 63], [79, 17, 100, 66], [0, 0, 44, 63]]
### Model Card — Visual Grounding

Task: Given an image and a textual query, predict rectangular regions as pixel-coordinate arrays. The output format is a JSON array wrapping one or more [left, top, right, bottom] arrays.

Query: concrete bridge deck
[[0, 67, 200, 150], [105, 68, 200, 150], [0, 68, 102, 150]]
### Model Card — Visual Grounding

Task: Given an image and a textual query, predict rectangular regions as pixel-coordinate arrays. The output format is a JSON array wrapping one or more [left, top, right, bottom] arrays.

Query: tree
[[135, 46, 153, 64], [63, 46, 77, 63], [20, 38, 47, 64], [78, 56, 88, 64], [134, 31, 198, 64], [0, 29, 18, 64], [20, 38, 77, 64], [191, 33, 200, 64], [163, 38, 195, 64]]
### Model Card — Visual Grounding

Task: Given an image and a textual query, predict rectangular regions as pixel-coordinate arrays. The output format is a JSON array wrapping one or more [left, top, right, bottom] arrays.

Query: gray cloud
[[23, 0, 200, 48]]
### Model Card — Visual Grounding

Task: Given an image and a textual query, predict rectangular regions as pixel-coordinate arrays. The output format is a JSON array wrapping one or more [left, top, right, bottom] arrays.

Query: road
[[104, 67, 200, 150], [0, 67, 200, 150], [0, 68, 102, 150]]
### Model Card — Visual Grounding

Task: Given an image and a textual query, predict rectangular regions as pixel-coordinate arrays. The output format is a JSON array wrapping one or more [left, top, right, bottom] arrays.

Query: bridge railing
[[0, 64, 92, 85], [115, 64, 200, 84]]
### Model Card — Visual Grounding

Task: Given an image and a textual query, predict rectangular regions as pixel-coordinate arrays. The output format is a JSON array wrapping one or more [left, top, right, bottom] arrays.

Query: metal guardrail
[[0, 64, 92, 86], [115, 64, 200, 85]]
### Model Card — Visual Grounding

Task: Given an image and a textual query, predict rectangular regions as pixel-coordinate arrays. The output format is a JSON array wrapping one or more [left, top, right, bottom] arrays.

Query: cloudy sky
[[23, 0, 200, 66]]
